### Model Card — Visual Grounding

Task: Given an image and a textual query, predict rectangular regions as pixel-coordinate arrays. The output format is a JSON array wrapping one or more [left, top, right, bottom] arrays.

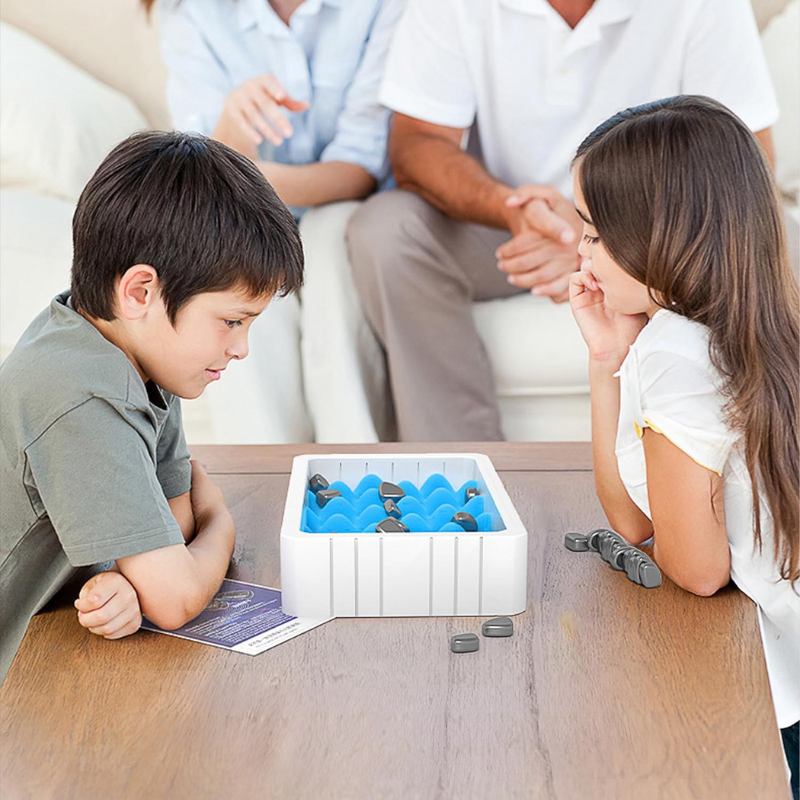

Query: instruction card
[[141, 578, 332, 655]]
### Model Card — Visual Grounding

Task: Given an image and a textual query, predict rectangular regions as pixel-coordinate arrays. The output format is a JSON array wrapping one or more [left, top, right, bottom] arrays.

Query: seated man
[[0, 131, 303, 684], [347, 0, 778, 441]]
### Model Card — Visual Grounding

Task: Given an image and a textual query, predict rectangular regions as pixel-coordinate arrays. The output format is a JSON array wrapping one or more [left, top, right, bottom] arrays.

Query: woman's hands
[[569, 260, 647, 365], [213, 74, 309, 151]]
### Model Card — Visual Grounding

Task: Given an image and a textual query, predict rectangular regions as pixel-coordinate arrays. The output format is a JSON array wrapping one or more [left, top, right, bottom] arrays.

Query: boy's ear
[[116, 264, 160, 321]]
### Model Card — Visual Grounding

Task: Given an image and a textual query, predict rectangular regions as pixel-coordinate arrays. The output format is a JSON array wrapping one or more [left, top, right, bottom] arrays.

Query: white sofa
[[1, 0, 798, 444]]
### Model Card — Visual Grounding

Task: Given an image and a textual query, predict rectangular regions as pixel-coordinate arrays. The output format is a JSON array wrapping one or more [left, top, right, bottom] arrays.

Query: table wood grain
[[0, 443, 788, 799]]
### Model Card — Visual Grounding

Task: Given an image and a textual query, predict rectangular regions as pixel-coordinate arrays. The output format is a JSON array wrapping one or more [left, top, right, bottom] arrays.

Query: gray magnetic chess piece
[[379, 481, 405, 502], [451, 512, 478, 532], [376, 517, 410, 533], [309, 473, 330, 494], [607, 540, 631, 571], [624, 550, 645, 584], [465, 486, 480, 502], [564, 532, 589, 552], [619, 545, 661, 589], [637, 556, 662, 589], [482, 617, 514, 638], [587, 528, 608, 552], [599, 530, 628, 564], [450, 633, 479, 653], [383, 499, 401, 519], [316, 488, 341, 508]]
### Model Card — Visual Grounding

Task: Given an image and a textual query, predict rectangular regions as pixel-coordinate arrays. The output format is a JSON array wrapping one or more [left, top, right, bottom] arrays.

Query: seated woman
[[148, 0, 402, 442]]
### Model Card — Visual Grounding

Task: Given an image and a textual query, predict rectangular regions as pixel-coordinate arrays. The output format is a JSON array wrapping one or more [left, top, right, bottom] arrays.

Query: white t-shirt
[[380, 0, 779, 198], [616, 309, 800, 729]]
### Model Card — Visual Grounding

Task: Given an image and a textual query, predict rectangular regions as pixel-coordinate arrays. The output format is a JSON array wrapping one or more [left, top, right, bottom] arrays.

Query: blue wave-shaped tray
[[303, 473, 496, 533]]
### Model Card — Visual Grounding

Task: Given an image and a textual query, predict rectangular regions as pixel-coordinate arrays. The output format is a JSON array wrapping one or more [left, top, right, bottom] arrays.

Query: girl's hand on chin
[[569, 262, 647, 365]]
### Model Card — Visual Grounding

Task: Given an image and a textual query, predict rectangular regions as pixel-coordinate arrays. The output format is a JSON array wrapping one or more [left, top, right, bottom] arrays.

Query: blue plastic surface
[[302, 473, 501, 533]]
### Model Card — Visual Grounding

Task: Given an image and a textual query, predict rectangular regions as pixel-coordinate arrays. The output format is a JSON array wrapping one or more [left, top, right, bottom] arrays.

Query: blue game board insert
[[301, 472, 506, 534]]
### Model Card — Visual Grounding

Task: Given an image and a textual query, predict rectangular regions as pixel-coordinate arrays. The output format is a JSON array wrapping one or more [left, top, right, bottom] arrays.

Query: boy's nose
[[227, 333, 250, 361]]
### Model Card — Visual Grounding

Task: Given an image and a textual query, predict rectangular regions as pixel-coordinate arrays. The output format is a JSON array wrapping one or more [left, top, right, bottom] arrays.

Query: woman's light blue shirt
[[159, 0, 403, 182]]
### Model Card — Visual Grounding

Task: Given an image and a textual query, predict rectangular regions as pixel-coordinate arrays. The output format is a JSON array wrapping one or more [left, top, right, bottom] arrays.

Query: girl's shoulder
[[632, 308, 712, 367], [625, 308, 727, 411]]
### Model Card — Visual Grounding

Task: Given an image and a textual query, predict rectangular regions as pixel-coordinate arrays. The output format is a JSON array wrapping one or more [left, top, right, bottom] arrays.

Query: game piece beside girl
[[568, 95, 799, 796]]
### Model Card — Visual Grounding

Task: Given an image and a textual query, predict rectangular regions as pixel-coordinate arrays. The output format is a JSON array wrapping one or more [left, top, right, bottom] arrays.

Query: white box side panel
[[481, 533, 528, 615], [382, 536, 430, 616], [431, 536, 456, 616], [331, 537, 356, 616], [355, 536, 381, 616], [280, 535, 331, 618], [455, 536, 481, 615]]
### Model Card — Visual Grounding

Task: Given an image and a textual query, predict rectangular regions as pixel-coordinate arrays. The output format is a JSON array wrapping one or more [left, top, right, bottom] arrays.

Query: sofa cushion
[[0, 22, 149, 202], [761, 0, 799, 205], [473, 293, 589, 397], [0, 189, 74, 359]]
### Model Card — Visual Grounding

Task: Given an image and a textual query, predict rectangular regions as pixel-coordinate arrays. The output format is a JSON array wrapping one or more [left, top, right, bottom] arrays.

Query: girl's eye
[[224, 319, 243, 328], [583, 234, 600, 245]]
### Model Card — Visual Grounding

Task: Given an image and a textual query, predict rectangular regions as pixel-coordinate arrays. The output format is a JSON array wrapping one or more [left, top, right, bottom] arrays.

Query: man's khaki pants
[[347, 189, 524, 441]]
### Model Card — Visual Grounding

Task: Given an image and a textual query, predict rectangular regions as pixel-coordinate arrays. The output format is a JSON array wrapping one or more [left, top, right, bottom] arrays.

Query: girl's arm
[[569, 269, 653, 542], [643, 430, 731, 596], [589, 356, 654, 543]]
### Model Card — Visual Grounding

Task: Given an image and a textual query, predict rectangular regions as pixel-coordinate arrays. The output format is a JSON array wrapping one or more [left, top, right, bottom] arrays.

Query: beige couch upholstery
[[1, 0, 797, 444]]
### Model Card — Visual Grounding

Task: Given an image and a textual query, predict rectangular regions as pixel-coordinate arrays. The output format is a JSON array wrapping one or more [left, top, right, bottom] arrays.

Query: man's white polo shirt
[[379, 0, 779, 197]]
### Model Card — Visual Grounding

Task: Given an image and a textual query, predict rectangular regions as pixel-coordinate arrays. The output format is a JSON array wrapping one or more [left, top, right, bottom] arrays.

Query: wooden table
[[0, 443, 789, 799]]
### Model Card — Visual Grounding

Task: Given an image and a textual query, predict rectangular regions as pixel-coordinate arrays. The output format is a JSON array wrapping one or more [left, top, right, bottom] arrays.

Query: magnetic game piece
[[564, 532, 589, 552], [316, 488, 341, 508], [638, 557, 663, 589], [451, 512, 478, 532], [482, 617, 514, 638], [376, 517, 410, 533], [383, 499, 401, 519], [608, 540, 631, 571], [599, 530, 628, 563], [450, 633, 480, 653], [465, 486, 480, 502], [624, 550, 645, 584], [309, 473, 330, 494], [586, 528, 607, 552], [379, 481, 405, 502]]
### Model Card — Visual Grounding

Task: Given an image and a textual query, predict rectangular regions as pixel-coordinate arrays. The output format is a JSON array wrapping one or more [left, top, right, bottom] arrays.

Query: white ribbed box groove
[[280, 453, 528, 618]]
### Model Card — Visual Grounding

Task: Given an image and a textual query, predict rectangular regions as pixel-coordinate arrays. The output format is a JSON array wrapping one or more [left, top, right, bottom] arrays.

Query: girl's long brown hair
[[575, 95, 799, 586]]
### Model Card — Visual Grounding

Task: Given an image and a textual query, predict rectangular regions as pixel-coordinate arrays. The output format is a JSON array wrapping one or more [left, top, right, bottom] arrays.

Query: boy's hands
[[75, 571, 142, 640]]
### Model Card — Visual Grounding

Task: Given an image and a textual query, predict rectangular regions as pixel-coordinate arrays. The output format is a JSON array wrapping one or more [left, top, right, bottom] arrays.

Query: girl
[[568, 95, 799, 796]]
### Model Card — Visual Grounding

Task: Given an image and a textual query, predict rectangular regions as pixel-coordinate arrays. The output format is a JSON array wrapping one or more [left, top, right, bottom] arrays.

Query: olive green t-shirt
[[0, 292, 191, 684]]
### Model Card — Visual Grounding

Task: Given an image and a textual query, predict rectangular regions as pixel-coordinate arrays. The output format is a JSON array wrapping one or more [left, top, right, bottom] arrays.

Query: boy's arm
[[115, 462, 235, 631], [168, 491, 196, 543]]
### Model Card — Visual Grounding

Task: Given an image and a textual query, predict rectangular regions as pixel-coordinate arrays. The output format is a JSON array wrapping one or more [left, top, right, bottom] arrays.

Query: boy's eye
[[224, 319, 243, 328], [583, 234, 600, 245]]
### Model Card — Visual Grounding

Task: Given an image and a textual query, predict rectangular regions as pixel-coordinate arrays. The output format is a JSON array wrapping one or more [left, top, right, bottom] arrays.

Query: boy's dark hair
[[71, 130, 303, 323]]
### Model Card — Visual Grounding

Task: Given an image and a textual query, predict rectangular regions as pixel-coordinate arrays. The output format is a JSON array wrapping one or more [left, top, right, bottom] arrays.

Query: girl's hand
[[569, 260, 647, 364], [219, 75, 309, 147], [75, 571, 142, 640]]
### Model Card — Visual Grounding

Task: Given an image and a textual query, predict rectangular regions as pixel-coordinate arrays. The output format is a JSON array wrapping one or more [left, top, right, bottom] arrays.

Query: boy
[[0, 131, 304, 684]]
